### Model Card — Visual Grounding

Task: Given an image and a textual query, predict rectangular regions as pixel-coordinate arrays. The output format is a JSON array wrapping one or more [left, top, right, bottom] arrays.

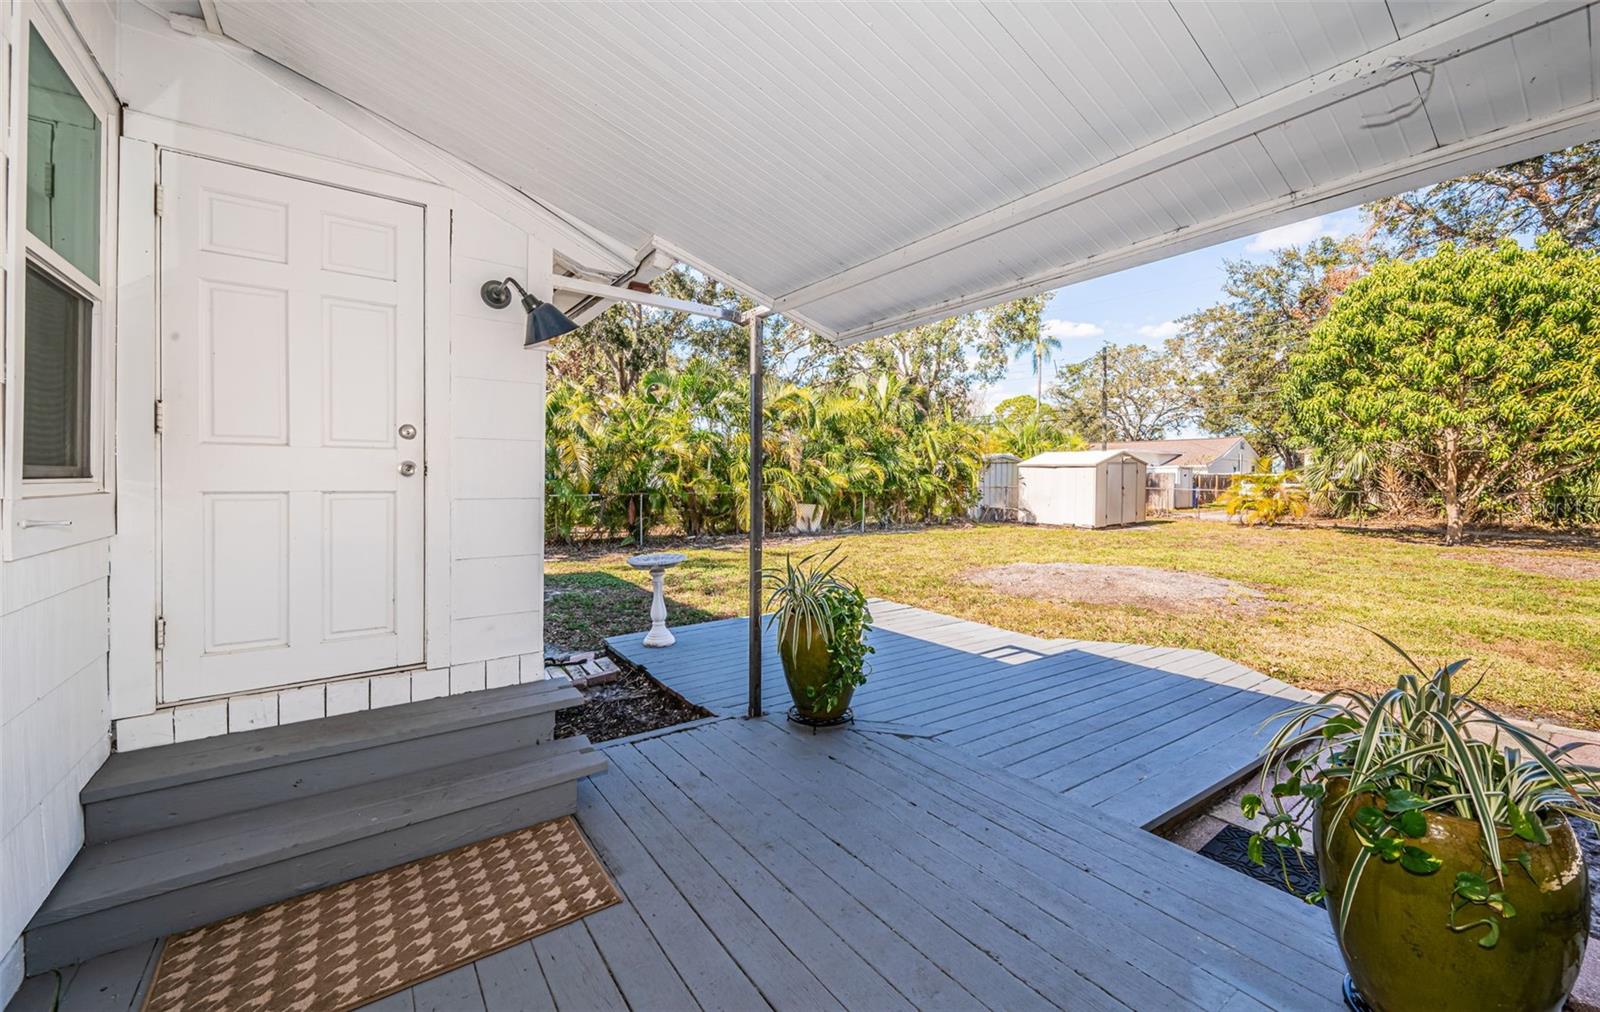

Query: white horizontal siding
[[447, 204, 543, 664], [453, 500, 541, 561], [1, 542, 112, 979]]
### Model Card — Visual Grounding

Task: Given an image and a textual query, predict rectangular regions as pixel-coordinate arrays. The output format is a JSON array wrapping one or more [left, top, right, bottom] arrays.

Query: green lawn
[[545, 519, 1600, 730]]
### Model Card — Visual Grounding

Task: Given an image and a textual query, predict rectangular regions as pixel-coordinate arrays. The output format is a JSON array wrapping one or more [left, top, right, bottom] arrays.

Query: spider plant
[[764, 547, 848, 648], [1247, 633, 1600, 948], [763, 547, 873, 715]]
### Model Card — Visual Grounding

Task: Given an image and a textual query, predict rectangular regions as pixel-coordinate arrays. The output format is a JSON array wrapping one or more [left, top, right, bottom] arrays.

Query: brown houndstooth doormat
[[140, 816, 620, 1012]]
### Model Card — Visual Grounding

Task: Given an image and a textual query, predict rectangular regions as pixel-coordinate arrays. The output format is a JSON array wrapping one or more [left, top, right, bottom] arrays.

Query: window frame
[[3, 2, 120, 558], [22, 252, 98, 482]]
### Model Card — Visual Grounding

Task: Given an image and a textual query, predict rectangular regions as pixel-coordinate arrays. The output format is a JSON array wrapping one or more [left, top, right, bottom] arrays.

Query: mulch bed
[[554, 659, 711, 744]]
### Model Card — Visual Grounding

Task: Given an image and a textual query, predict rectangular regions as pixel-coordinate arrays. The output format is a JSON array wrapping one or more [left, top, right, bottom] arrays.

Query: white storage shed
[[1018, 451, 1149, 528]]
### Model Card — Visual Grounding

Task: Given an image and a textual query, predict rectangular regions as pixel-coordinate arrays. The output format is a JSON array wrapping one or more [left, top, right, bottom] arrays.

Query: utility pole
[[1100, 343, 1109, 450]]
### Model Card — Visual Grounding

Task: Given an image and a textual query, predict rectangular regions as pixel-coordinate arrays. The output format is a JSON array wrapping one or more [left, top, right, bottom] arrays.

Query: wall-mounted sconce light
[[481, 277, 580, 346]]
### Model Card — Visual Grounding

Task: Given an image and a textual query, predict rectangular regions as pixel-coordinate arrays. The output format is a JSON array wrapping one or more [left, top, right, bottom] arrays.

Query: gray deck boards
[[9, 716, 1344, 1012], [608, 600, 1312, 829]]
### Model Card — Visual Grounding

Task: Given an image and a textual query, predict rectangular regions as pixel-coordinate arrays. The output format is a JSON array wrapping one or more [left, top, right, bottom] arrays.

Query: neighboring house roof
[[1103, 438, 1252, 468], [1117, 449, 1184, 467], [1020, 450, 1146, 468]]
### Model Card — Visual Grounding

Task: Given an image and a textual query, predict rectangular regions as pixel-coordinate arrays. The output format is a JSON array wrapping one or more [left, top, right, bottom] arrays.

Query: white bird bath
[[627, 552, 687, 647]]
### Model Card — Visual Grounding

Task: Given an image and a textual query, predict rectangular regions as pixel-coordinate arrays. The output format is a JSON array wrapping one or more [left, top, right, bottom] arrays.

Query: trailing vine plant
[[1245, 634, 1600, 948], [810, 582, 872, 713], [764, 547, 873, 713]]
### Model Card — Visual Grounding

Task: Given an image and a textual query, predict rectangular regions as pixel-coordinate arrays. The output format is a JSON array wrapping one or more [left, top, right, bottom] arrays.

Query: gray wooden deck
[[608, 600, 1314, 830], [10, 716, 1345, 1012]]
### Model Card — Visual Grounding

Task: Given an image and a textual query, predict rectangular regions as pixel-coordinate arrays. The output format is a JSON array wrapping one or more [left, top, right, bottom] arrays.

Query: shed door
[[158, 153, 425, 702], [1121, 460, 1141, 524]]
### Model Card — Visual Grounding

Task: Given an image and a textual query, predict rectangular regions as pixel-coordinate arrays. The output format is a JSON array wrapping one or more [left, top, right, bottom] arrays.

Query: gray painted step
[[84, 679, 582, 843], [26, 735, 606, 974]]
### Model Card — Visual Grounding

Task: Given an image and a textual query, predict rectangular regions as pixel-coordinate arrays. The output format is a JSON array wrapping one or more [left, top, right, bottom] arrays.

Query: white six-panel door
[[159, 153, 425, 702]]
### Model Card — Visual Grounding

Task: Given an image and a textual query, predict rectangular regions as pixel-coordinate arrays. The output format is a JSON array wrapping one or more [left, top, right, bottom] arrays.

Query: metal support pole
[[747, 314, 766, 719]]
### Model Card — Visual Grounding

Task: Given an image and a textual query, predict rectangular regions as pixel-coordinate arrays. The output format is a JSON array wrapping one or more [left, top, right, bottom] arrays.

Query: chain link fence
[[548, 484, 1600, 545], [1144, 473, 1233, 512], [545, 491, 966, 547]]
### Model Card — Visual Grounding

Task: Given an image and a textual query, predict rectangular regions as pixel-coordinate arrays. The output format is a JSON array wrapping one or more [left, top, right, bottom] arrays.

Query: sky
[[976, 204, 1367, 411]]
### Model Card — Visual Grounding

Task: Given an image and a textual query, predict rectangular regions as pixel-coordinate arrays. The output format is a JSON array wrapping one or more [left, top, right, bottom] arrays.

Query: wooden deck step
[[25, 734, 606, 974], [83, 678, 582, 843]]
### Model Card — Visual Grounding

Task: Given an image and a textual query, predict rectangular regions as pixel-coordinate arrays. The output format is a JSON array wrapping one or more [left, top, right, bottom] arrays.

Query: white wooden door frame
[[159, 153, 426, 699], [111, 114, 454, 716]]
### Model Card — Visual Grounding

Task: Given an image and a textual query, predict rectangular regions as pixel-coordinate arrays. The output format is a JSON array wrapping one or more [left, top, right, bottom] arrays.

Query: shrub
[[1215, 471, 1309, 526]]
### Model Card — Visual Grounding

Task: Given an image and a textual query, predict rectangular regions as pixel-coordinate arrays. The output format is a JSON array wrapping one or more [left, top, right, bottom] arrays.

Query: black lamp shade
[[481, 278, 580, 347], [526, 300, 579, 346]]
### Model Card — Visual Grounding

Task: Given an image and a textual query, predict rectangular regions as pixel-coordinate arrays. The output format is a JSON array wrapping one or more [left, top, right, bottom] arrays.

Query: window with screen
[[18, 23, 104, 489], [22, 264, 91, 478]]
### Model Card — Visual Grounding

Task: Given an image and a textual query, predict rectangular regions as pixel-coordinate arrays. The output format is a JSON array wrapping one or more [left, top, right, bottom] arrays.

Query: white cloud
[[1245, 214, 1356, 253], [1041, 319, 1103, 340], [1136, 320, 1180, 340]]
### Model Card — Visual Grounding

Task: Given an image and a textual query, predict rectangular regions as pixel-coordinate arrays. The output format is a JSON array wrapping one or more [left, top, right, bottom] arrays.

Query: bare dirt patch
[[1467, 549, 1600, 581], [966, 561, 1272, 615]]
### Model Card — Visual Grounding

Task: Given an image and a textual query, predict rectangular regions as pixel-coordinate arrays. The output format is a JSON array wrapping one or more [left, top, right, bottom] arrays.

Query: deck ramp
[[608, 600, 1314, 829]]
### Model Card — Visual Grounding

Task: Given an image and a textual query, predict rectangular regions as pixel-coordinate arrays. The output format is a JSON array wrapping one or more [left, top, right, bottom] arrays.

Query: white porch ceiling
[[211, 1, 1600, 343]]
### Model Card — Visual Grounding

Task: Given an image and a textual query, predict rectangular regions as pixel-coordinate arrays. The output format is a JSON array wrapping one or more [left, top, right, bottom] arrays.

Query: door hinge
[[153, 399, 164, 433], [155, 616, 167, 652], [154, 184, 164, 218]]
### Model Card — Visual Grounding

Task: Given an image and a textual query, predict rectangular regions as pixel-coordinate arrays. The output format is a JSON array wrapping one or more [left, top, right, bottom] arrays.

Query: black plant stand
[[787, 706, 853, 734], [1343, 975, 1376, 1012]]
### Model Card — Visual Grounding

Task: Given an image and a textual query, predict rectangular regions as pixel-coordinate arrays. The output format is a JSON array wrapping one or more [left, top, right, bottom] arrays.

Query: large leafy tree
[[816, 302, 1031, 416], [1049, 342, 1196, 443], [1286, 237, 1600, 544], [980, 295, 1055, 405], [1174, 237, 1368, 463], [1366, 142, 1600, 256]]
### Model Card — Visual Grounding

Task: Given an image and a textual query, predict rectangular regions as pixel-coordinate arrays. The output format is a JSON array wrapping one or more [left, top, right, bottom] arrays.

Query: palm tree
[[544, 359, 993, 541], [1030, 327, 1062, 408]]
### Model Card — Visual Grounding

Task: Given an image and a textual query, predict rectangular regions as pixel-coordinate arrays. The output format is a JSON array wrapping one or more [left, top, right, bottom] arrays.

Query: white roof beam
[[646, 235, 843, 341], [776, 0, 1590, 317], [831, 93, 1600, 345], [552, 274, 746, 324]]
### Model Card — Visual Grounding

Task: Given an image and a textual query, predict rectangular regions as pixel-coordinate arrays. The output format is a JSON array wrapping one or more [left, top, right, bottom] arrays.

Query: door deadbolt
[[398, 460, 418, 477], [398, 423, 417, 440]]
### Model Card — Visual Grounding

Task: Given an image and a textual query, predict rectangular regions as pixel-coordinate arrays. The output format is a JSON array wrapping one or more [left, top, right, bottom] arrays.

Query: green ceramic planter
[[777, 614, 853, 721], [1315, 783, 1588, 1012]]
